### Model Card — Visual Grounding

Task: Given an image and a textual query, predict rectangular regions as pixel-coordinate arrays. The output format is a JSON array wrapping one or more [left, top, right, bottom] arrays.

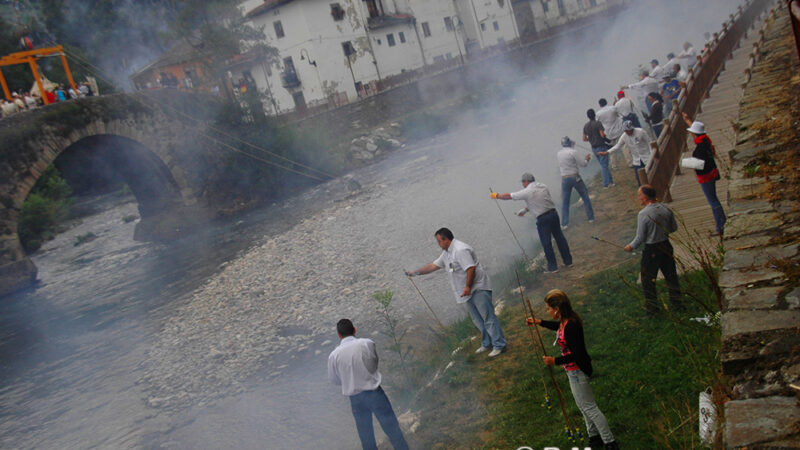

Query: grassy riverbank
[[386, 167, 725, 449]]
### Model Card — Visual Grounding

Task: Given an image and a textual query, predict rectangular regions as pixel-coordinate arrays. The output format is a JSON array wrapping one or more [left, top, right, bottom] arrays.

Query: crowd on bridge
[[326, 35, 730, 450], [0, 82, 94, 118]]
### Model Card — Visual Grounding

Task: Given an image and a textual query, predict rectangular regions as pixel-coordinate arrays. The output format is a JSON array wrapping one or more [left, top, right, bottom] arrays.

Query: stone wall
[[720, 6, 800, 448]]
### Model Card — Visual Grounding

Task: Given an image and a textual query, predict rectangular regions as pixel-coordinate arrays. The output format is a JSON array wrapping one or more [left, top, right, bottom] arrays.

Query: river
[[0, 1, 737, 448]]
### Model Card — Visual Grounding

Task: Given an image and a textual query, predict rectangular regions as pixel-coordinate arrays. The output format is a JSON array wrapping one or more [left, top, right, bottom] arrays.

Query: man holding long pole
[[492, 173, 573, 274], [625, 185, 684, 315], [406, 228, 506, 357]]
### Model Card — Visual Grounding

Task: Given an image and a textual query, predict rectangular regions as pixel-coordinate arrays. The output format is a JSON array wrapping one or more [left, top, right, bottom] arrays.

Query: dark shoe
[[604, 441, 619, 450], [588, 434, 603, 449]]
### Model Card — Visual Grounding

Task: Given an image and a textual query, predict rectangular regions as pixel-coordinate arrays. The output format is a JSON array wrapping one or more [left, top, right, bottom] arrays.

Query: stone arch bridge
[[0, 90, 221, 297]]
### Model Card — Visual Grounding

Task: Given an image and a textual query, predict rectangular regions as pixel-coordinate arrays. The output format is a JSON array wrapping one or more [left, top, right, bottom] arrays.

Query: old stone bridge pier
[[0, 90, 219, 297]]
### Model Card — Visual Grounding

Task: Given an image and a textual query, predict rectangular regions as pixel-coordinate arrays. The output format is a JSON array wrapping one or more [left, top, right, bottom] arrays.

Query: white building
[[512, 0, 617, 38], [233, 0, 520, 116]]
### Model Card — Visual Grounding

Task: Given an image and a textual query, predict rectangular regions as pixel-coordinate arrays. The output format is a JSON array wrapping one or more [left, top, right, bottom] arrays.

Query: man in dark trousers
[[492, 173, 573, 274], [624, 185, 684, 315], [327, 319, 408, 450]]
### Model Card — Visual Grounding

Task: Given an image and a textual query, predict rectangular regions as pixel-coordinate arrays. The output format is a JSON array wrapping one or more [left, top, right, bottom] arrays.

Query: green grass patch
[[476, 266, 721, 449]]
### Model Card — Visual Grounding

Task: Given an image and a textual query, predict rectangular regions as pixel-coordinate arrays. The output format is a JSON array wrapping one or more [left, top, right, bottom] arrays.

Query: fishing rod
[[515, 270, 582, 442], [405, 270, 447, 331], [489, 187, 531, 264], [591, 235, 626, 249], [513, 271, 551, 409]]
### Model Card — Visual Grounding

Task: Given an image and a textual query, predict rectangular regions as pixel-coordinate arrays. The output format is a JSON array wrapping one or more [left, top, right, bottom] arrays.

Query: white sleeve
[[607, 134, 626, 153], [327, 353, 341, 386], [433, 252, 446, 268], [455, 247, 477, 270], [363, 340, 379, 374], [510, 189, 527, 201]]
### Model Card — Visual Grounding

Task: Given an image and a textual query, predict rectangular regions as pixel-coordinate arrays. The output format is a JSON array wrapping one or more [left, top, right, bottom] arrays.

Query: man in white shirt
[[649, 59, 665, 80], [492, 173, 573, 273], [678, 42, 697, 68], [556, 136, 594, 228], [600, 121, 653, 186], [407, 228, 506, 356], [596, 98, 624, 141], [328, 319, 409, 450], [627, 71, 659, 114]]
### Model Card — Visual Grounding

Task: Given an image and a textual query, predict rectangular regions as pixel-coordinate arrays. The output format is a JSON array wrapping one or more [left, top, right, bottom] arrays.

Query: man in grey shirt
[[624, 185, 683, 315], [328, 319, 408, 450]]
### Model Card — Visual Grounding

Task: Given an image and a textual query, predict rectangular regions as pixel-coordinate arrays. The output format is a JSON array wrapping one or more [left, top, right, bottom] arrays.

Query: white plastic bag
[[699, 388, 716, 445], [682, 157, 705, 170]]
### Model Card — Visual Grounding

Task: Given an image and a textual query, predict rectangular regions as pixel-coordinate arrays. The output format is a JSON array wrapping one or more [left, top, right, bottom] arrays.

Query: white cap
[[687, 121, 706, 135]]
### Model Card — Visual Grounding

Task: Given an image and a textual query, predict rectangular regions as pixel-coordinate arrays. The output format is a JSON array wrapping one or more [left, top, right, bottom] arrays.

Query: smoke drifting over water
[[0, 1, 745, 449]]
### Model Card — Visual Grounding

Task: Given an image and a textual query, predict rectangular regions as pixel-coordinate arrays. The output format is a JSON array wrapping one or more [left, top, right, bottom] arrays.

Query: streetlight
[[451, 16, 465, 65]]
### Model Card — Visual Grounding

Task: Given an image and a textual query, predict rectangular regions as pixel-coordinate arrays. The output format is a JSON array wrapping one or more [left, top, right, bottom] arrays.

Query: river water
[[0, 2, 737, 448]]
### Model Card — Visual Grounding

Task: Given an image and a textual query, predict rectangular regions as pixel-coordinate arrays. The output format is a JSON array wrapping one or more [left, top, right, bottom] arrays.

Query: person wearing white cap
[[557, 136, 594, 229], [599, 121, 653, 186], [682, 113, 726, 236]]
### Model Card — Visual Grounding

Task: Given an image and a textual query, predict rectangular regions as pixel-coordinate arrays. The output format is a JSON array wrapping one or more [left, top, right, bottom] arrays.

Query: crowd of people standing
[[0, 82, 94, 118], [326, 38, 731, 450]]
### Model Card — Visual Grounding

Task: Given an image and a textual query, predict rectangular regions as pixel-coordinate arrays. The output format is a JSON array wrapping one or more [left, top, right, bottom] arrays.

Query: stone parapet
[[720, 3, 800, 448]]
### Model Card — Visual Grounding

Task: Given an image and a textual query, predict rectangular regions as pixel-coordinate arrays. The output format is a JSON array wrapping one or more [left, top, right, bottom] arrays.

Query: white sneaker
[[543, 269, 559, 274], [475, 346, 491, 354], [561, 225, 568, 230], [488, 348, 506, 358], [588, 219, 595, 223]]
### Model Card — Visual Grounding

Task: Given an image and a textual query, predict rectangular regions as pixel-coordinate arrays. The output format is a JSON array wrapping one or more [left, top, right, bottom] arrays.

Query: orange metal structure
[[0, 45, 76, 105]]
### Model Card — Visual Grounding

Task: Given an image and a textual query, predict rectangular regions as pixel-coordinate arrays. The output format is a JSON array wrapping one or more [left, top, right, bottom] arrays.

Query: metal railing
[[642, 0, 774, 201]]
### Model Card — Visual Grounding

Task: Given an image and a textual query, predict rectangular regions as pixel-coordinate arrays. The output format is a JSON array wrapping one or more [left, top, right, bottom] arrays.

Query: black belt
[[538, 209, 556, 219]]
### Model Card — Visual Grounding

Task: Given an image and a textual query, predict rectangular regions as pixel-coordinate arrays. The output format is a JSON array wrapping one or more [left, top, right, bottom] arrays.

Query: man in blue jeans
[[407, 228, 506, 356], [328, 319, 409, 450], [557, 136, 595, 229], [492, 173, 573, 274], [583, 108, 615, 188]]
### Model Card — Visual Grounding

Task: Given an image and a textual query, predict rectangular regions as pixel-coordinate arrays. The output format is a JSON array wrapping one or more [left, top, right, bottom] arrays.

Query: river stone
[[718, 267, 784, 288], [724, 396, 800, 447]]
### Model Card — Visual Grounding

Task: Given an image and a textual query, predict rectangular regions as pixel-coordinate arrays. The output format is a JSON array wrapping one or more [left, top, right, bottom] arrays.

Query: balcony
[[281, 70, 301, 88], [367, 13, 415, 30]]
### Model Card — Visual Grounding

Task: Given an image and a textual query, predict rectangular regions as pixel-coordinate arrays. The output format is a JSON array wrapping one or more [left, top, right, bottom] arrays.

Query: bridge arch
[[0, 92, 214, 297]]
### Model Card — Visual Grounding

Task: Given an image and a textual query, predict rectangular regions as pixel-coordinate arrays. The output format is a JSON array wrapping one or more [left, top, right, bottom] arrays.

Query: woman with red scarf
[[683, 113, 726, 236], [528, 289, 618, 450]]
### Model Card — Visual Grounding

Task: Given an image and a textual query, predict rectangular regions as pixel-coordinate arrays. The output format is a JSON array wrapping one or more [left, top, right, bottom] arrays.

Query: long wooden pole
[[513, 270, 550, 405], [515, 270, 575, 437]]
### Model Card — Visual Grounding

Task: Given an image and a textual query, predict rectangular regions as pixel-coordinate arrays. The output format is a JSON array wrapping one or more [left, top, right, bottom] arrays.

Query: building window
[[433, 55, 445, 63], [398, 31, 406, 43], [493, 21, 499, 31], [480, 22, 486, 31], [283, 57, 296, 73], [330, 3, 345, 21], [274, 20, 285, 38], [498, 0, 505, 7], [387, 33, 396, 47], [422, 21, 431, 37], [444, 17, 454, 32], [365, 0, 381, 18], [342, 41, 356, 57]]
